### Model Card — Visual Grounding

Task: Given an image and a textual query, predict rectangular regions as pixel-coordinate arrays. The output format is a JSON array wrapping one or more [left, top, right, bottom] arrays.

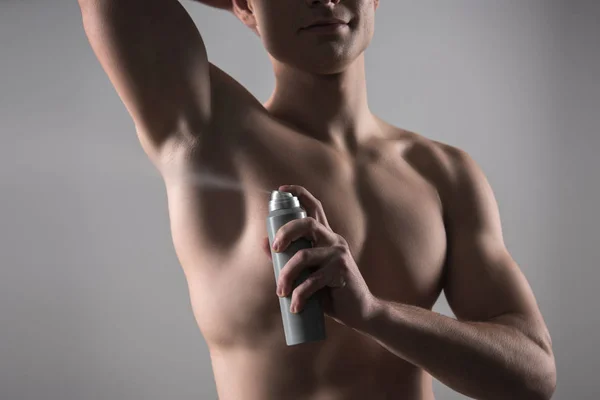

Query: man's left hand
[[262, 184, 379, 331]]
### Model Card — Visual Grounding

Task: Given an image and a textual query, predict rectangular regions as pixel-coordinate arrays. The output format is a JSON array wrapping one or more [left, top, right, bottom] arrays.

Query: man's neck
[[263, 53, 380, 156]]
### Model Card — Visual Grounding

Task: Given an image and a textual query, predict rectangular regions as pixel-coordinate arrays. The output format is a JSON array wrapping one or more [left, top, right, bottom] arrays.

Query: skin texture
[[78, 0, 556, 398]]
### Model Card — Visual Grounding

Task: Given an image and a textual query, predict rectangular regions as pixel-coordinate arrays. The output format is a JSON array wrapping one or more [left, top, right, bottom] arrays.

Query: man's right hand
[[190, 0, 233, 12]]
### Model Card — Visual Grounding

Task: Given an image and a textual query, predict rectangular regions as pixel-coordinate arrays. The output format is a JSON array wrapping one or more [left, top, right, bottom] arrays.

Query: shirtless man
[[76, 0, 556, 398]]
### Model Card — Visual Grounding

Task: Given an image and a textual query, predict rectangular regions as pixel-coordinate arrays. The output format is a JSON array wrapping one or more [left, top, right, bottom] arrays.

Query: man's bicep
[[444, 228, 540, 322], [79, 0, 212, 157], [441, 147, 542, 323]]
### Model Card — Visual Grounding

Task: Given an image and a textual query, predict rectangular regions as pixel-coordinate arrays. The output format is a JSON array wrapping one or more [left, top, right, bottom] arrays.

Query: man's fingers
[[279, 185, 331, 230]]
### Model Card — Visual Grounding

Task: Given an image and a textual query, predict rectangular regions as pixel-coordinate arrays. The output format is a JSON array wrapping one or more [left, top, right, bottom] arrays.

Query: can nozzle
[[269, 190, 300, 212], [270, 190, 292, 201]]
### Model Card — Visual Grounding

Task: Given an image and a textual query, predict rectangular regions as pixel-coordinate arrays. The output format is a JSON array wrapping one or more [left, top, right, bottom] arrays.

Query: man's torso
[[156, 73, 450, 400]]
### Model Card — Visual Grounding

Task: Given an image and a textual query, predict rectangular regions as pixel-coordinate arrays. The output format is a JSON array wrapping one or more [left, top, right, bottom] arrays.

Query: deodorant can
[[266, 190, 326, 346]]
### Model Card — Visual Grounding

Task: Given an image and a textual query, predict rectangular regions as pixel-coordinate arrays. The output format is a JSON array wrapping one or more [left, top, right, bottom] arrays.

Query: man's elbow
[[540, 360, 557, 400], [526, 354, 557, 400], [528, 324, 556, 399], [539, 335, 557, 399]]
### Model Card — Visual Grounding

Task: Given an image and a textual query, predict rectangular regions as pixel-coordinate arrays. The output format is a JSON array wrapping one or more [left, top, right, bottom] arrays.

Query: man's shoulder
[[383, 126, 484, 215], [385, 127, 470, 186]]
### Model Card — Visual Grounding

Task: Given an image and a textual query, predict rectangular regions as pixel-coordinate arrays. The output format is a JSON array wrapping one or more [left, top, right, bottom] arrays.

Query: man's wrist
[[356, 294, 387, 334]]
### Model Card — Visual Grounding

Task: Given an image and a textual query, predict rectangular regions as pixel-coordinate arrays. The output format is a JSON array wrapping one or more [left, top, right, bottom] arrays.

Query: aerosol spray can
[[266, 190, 326, 346]]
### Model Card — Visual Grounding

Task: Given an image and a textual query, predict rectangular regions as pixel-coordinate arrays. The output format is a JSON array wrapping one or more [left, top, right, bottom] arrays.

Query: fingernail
[[272, 240, 279, 252]]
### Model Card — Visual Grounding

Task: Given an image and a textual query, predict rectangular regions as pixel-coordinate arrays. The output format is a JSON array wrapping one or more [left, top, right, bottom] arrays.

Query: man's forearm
[[357, 299, 555, 400]]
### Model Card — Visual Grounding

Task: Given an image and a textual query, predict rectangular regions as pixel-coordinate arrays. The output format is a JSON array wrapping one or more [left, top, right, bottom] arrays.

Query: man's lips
[[303, 18, 349, 29], [309, 22, 345, 28]]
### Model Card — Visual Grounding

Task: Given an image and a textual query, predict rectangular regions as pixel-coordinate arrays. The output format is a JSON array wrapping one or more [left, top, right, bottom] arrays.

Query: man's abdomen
[[208, 325, 435, 400]]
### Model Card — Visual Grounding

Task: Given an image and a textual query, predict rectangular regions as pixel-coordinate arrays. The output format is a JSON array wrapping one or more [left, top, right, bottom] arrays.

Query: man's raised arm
[[77, 0, 215, 163]]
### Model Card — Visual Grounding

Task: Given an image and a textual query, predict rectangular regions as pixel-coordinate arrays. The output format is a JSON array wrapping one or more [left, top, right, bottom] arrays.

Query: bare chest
[[162, 120, 447, 348]]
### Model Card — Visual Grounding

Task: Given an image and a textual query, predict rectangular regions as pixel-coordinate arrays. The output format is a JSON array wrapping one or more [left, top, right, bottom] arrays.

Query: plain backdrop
[[1, 0, 598, 399]]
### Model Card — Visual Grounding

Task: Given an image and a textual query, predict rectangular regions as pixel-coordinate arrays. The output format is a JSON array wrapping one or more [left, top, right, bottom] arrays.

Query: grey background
[[1, 0, 598, 399]]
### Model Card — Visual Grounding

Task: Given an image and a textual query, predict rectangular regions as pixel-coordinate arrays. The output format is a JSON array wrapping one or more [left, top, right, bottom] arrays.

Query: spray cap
[[269, 190, 301, 212]]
